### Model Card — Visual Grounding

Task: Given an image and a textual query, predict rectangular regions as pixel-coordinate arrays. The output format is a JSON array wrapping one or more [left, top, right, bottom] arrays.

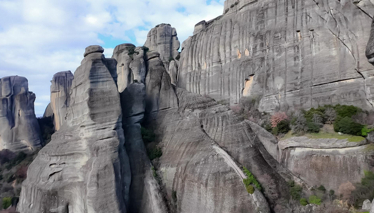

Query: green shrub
[[291, 114, 308, 134], [334, 104, 361, 118], [243, 167, 261, 193], [305, 108, 325, 123], [362, 126, 374, 137], [142, 46, 149, 52], [307, 122, 320, 133], [308, 195, 322, 205], [288, 181, 303, 200], [148, 147, 162, 161], [277, 120, 290, 134], [175, 54, 180, 60], [2, 197, 11, 209], [246, 185, 255, 194], [334, 117, 363, 135], [151, 166, 157, 178], [272, 127, 278, 136], [300, 198, 308, 206], [317, 185, 326, 193], [141, 127, 155, 143], [349, 171, 374, 207], [126, 46, 135, 55]]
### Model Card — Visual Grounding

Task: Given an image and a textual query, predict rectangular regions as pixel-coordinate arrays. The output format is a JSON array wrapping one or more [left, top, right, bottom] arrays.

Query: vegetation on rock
[[243, 167, 261, 194]]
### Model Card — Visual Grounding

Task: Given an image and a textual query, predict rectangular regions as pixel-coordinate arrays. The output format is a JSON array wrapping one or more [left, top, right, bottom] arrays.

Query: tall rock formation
[[112, 44, 147, 93], [178, 0, 374, 112], [49, 71, 74, 131], [18, 45, 131, 213], [0, 76, 42, 152], [145, 23, 180, 71], [121, 83, 168, 213]]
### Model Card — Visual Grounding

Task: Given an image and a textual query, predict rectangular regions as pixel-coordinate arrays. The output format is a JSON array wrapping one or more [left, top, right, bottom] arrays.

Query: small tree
[[271, 112, 288, 128], [291, 114, 308, 134], [325, 108, 336, 124]]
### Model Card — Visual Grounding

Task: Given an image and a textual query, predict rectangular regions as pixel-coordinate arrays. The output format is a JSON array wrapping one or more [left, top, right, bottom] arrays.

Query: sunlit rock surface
[[18, 46, 131, 213]]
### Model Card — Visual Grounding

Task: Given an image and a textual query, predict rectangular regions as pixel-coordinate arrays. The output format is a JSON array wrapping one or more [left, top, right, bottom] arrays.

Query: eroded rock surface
[[145, 51, 178, 114], [145, 24, 180, 70], [178, 0, 374, 112], [147, 88, 299, 212], [278, 137, 374, 192], [49, 71, 74, 131], [121, 83, 167, 213], [0, 76, 42, 152], [18, 46, 130, 213]]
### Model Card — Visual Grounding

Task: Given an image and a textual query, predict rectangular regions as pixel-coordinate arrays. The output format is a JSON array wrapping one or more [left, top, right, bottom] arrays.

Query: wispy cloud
[[0, 0, 224, 116]]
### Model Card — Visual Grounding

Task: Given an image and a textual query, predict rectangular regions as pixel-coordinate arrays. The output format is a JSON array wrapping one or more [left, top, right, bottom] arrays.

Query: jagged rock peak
[[0, 76, 42, 152], [49, 70, 74, 131], [144, 23, 180, 69], [112, 43, 146, 93]]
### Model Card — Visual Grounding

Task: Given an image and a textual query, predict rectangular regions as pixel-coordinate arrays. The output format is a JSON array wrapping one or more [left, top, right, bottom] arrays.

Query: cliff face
[[0, 76, 42, 152], [18, 46, 131, 213], [178, 0, 374, 112], [49, 71, 74, 131], [278, 137, 374, 192]]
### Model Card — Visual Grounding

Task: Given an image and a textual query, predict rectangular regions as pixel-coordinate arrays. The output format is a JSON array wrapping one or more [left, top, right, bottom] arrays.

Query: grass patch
[[306, 132, 365, 142], [281, 131, 365, 142]]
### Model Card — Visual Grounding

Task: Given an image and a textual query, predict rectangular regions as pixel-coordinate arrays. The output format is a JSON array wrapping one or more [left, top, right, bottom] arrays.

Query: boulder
[[363, 199, 372, 210], [49, 71, 74, 131], [17, 46, 131, 213], [0, 76, 42, 152]]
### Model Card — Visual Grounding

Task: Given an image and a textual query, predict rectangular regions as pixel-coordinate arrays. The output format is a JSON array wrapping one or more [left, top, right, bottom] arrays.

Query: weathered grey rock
[[144, 24, 180, 70], [112, 44, 147, 93], [18, 46, 131, 213], [363, 199, 372, 210], [49, 71, 74, 131], [113, 43, 136, 93], [121, 83, 168, 213], [168, 60, 178, 86], [147, 88, 300, 212], [129, 47, 146, 83], [0, 76, 42, 152], [178, 0, 374, 112], [145, 51, 178, 114], [43, 103, 53, 118], [278, 136, 374, 192]]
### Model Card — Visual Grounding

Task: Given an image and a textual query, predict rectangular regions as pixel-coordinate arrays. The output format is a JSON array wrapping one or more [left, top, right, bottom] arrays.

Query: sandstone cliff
[[0, 76, 42, 152], [18, 46, 131, 213], [178, 0, 374, 112]]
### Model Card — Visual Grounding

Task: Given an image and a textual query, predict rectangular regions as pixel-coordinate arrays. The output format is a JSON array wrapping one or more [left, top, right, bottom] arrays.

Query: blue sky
[[0, 0, 224, 116]]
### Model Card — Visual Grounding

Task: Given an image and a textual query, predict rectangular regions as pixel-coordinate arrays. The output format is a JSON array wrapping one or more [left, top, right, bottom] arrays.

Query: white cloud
[[0, 0, 224, 116]]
